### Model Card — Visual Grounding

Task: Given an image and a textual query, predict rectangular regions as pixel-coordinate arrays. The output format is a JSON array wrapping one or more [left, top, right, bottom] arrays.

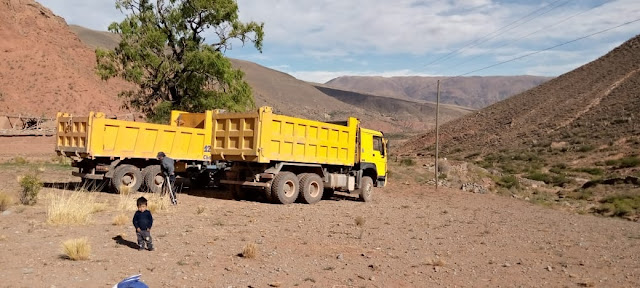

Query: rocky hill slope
[[0, 0, 129, 117], [326, 75, 550, 109]]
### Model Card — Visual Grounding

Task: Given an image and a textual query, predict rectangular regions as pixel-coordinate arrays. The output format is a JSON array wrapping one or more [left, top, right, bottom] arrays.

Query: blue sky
[[38, 0, 640, 83]]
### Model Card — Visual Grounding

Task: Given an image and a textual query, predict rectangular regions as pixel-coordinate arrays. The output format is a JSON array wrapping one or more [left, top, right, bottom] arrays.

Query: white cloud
[[235, 0, 640, 58]]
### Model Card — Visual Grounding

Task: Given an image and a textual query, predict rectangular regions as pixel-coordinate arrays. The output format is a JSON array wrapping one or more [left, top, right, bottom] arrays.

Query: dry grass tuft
[[147, 195, 171, 214], [355, 216, 366, 227], [47, 192, 100, 226], [118, 185, 131, 195], [112, 213, 128, 226], [62, 237, 91, 261], [241, 243, 257, 259], [196, 206, 205, 215], [117, 193, 138, 212], [426, 258, 447, 267], [0, 191, 14, 212]]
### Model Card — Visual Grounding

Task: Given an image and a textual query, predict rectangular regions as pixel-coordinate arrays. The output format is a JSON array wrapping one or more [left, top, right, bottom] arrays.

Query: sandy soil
[[0, 163, 638, 288]]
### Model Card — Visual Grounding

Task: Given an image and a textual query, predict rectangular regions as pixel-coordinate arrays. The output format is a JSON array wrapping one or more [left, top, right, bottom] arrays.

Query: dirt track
[[1, 164, 638, 288]]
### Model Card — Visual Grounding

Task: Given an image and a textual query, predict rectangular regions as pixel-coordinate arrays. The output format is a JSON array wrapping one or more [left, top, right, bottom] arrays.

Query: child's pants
[[136, 230, 153, 249]]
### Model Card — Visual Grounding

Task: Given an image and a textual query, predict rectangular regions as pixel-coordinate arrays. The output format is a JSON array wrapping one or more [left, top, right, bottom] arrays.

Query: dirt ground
[[1, 152, 639, 288]]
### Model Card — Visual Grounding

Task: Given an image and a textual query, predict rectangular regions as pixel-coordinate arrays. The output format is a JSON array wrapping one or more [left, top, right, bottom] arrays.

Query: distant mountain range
[[326, 75, 551, 109]]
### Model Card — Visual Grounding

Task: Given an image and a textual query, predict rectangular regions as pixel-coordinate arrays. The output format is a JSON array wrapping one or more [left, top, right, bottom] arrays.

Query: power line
[[443, 2, 605, 75], [423, 0, 565, 68], [449, 17, 640, 79]]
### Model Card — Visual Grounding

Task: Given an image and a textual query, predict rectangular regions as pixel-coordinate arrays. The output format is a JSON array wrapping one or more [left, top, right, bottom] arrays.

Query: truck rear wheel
[[271, 172, 299, 204], [111, 164, 143, 193], [142, 165, 164, 193], [298, 173, 324, 204], [358, 176, 374, 202]]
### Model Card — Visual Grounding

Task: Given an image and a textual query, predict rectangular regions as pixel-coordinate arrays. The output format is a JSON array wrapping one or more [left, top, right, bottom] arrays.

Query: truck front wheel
[[111, 164, 143, 193], [358, 176, 374, 202], [271, 172, 299, 204], [298, 173, 324, 204]]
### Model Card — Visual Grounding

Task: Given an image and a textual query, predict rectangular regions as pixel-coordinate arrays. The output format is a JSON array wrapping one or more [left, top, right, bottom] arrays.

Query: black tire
[[191, 170, 212, 189], [111, 164, 143, 193], [142, 165, 164, 193], [357, 176, 374, 202], [322, 188, 335, 200], [271, 172, 299, 204], [298, 173, 324, 204], [231, 185, 247, 200]]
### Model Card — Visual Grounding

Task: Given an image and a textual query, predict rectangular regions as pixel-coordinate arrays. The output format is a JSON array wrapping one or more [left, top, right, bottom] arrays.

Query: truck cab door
[[360, 131, 387, 185]]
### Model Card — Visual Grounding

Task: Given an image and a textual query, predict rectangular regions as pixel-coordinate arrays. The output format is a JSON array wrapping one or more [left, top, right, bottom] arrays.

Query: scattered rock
[[22, 268, 34, 274], [336, 254, 343, 260], [503, 263, 511, 267], [2, 210, 11, 216], [268, 282, 282, 287], [546, 266, 553, 272], [461, 183, 488, 194]]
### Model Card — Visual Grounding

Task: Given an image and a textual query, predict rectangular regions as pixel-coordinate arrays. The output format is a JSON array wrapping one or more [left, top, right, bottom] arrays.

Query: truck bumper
[[72, 171, 105, 180]]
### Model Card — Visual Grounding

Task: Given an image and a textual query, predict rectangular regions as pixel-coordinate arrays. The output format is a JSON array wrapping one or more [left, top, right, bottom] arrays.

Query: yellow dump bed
[[211, 107, 358, 166], [56, 111, 213, 161]]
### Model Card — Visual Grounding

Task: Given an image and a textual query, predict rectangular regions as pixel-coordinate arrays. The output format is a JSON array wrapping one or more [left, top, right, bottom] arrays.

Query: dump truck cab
[[359, 128, 387, 187]]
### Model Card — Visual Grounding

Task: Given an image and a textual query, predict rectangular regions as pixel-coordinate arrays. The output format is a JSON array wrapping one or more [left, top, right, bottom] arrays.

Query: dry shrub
[[147, 195, 171, 214], [0, 191, 13, 211], [19, 172, 42, 205], [119, 185, 131, 195], [426, 258, 446, 266], [117, 193, 138, 212], [196, 206, 205, 215], [242, 243, 257, 259], [47, 192, 99, 225], [354, 216, 365, 227], [112, 213, 128, 226], [62, 238, 91, 261]]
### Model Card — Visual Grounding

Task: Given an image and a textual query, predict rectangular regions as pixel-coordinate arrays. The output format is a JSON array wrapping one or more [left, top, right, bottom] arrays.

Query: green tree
[[97, 0, 264, 122]]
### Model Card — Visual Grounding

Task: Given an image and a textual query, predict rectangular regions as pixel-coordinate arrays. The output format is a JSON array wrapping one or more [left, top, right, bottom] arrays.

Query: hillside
[[326, 75, 550, 109], [0, 0, 129, 117], [399, 34, 640, 218], [401, 34, 640, 157], [313, 84, 473, 131], [68, 25, 469, 133]]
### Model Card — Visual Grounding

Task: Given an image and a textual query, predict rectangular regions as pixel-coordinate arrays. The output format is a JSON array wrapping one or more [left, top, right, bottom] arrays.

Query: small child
[[133, 197, 154, 251]]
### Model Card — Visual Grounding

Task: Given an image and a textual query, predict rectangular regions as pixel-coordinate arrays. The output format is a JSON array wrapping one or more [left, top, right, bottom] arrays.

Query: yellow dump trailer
[[211, 106, 357, 165], [56, 111, 213, 193], [215, 107, 388, 204]]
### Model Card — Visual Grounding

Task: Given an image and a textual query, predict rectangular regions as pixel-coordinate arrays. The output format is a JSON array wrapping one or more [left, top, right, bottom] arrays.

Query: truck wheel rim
[[284, 180, 295, 197], [309, 182, 320, 198], [122, 174, 133, 186], [154, 175, 165, 186]]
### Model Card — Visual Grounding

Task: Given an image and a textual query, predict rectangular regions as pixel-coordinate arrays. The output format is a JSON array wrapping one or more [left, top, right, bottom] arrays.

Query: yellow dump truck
[[214, 107, 388, 204], [55, 111, 214, 193]]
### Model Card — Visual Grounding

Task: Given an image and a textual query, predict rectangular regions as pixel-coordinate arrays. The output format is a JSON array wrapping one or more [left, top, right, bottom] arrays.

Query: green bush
[[574, 167, 604, 176], [619, 156, 640, 168], [577, 145, 595, 152], [497, 175, 519, 189], [595, 194, 640, 217], [400, 158, 415, 166], [525, 172, 552, 183], [604, 159, 618, 166], [19, 172, 42, 205]]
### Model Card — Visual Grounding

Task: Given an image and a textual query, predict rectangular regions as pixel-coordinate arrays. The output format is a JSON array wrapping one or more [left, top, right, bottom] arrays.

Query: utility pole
[[435, 80, 440, 191]]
